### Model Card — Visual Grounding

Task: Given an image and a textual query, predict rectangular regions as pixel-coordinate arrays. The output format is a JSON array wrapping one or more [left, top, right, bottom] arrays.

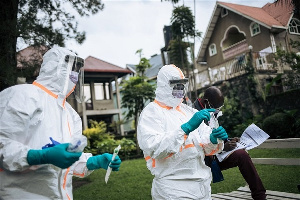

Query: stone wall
[[196, 74, 300, 119]]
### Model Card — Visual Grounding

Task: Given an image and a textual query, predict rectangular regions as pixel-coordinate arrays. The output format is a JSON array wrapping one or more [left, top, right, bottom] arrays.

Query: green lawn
[[73, 149, 300, 200], [248, 148, 300, 158]]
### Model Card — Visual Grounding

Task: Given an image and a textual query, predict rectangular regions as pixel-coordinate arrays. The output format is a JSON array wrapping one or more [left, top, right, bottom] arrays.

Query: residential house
[[67, 56, 132, 135], [193, 0, 299, 114]]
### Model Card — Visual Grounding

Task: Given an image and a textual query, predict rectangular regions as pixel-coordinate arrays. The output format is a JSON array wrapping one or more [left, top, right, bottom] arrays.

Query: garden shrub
[[83, 120, 136, 159], [262, 112, 295, 138]]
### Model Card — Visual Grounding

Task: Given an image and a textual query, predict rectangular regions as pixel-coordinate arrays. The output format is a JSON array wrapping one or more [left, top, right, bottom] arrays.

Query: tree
[[275, 39, 300, 73], [161, 0, 180, 3], [120, 50, 155, 154], [0, 0, 104, 91], [271, 38, 300, 93], [169, 6, 196, 73], [275, 0, 300, 14], [168, 5, 201, 100]]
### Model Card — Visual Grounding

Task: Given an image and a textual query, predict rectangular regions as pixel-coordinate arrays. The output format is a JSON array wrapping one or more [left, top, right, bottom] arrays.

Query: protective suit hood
[[36, 45, 78, 103], [155, 65, 187, 108]]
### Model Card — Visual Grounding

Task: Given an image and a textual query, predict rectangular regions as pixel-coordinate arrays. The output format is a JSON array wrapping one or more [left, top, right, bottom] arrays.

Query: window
[[95, 82, 111, 100], [209, 43, 217, 56], [250, 22, 260, 36], [84, 84, 91, 103], [289, 18, 300, 35], [221, 8, 228, 17], [84, 83, 93, 110], [270, 34, 276, 52]]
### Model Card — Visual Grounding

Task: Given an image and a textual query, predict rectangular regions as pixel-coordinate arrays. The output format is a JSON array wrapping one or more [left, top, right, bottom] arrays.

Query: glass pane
[[105, 82, 110, 99], [84, 84, 91, 103], [95, 83, 104, 100]]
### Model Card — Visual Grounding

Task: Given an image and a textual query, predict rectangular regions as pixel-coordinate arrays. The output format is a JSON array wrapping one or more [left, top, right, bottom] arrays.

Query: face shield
[[169, 78, 189, 99], [65, 55, 84, 103]]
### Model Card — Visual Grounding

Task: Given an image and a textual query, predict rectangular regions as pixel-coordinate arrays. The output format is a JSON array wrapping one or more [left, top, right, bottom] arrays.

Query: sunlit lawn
[[73, 149, 300, 200]]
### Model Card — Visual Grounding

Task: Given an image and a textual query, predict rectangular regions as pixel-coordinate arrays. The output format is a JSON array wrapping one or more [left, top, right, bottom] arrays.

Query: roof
[[125, 54, 164, 80], [145, 54, 163, 79], [17, 46, 49, 68], [84, 56, 132, 78], [262, 0, 294, 27], [126, 64, 136, 74], [218, 2, 290, 28], [196, 0, 294, 62]]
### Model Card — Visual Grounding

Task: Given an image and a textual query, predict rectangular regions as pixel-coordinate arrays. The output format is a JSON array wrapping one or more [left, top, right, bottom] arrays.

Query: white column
[[115, 76, 124, 135]]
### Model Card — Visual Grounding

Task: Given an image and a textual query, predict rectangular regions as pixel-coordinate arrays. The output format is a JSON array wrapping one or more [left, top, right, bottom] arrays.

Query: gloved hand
[[27, 143, 82, 169], [86, 153, 122, 171], [210, 126, 228, 144], [181, 109, 215, 135]]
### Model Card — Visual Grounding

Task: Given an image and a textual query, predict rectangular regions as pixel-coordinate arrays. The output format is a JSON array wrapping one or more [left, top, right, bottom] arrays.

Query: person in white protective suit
[[137, 64, 228, 200], [0, 45, 121, 200]]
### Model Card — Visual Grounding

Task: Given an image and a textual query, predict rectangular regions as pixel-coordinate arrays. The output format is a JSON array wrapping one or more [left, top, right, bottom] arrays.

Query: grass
[[73, 149, 300, 200], [248, 148, 300, 158], [73, 159, 153, 200]]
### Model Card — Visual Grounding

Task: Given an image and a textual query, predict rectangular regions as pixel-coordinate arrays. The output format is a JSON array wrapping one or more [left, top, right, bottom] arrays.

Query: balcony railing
[[193, 51, 293, 89]]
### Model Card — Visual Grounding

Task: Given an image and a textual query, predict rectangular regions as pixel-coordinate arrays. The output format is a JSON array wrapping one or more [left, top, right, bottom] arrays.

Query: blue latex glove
[[210, 126, 228, 144], [181, 109, 215, 135], [86, 153, 122, 171], [27, 143, 82, 169], [42, 137, 61, 149]]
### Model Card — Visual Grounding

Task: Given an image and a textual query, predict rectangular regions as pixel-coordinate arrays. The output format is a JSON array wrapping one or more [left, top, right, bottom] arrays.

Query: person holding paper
[[193, 86, 267, 200], [137, 65, 228, 200]]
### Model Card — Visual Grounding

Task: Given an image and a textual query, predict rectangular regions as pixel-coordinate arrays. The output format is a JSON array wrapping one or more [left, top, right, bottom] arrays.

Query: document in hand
[[216, 124, 270, 162]]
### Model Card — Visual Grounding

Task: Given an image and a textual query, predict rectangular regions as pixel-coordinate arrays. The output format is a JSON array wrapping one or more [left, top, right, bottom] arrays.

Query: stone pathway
[[212, 186, 300, 200]]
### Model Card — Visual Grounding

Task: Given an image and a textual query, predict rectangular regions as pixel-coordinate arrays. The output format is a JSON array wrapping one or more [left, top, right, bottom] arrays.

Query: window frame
[[250, 22, 261, 37], [289, 18, 300, 35], [221, 8, 228, 18], [209, 43, 217, 56]]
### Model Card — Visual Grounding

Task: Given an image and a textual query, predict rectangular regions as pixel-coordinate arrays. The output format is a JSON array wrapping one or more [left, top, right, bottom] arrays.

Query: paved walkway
[[212, 186, 300, 200]]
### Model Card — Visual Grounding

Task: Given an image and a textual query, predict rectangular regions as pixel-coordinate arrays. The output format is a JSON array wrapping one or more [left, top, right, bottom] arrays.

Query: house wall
[[206, 9, 274, 67]]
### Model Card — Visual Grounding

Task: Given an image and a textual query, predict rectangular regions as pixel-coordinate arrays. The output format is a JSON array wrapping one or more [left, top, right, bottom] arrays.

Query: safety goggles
[[169, 78, 189, 99], [204, 98, 224, 111], [65, 55, 84, 103], [169, 78, 189, 86]]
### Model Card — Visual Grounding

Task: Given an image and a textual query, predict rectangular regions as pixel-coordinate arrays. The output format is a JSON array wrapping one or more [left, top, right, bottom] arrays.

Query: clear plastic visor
[[65, 55, 84, 103], [169, 78, 189, 98]]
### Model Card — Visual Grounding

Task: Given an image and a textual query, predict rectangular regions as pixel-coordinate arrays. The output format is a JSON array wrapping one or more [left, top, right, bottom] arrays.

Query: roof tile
[[84, 56, 131, 74]]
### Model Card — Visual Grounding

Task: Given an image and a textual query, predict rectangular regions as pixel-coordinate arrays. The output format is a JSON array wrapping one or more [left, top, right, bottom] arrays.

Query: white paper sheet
[[216, 124, 269, 162]]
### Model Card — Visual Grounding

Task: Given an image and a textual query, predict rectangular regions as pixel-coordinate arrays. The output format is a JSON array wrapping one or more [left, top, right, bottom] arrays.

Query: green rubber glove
[[210, 126, 228, 144], [86, 153, 121, 171], [27, 143, 82, 169], [181, 109, 215, 135]]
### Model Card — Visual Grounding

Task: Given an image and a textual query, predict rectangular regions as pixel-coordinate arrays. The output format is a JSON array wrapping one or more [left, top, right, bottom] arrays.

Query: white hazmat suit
[[137, 65, 224, 200], [0, 46, 93, 199]]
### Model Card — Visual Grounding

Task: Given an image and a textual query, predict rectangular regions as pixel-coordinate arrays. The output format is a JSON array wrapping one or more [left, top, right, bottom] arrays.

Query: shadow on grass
[[73, 178, 91, 189]]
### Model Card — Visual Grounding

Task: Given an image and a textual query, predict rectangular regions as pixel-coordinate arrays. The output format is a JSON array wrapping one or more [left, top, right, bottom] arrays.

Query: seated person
[[193, 86, 267, 200]]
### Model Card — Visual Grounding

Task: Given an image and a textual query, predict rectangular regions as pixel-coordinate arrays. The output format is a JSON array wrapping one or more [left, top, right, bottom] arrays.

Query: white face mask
[[69, 71, 79, 84], [172, 89, 185, 98]]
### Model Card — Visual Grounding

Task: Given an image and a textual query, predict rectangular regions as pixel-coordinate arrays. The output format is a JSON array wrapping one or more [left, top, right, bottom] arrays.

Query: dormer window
[[289, 18, 300, 35], [209, 43, 217, 56], [250, 22, 260, 36], [221, 8, 228, 17]]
